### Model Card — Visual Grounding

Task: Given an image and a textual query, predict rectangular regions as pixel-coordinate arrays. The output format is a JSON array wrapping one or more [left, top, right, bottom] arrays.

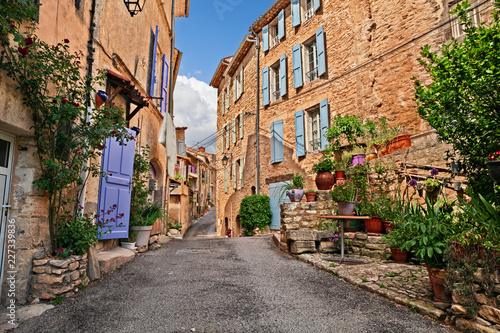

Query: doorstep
[[97, 247, 137, 276]]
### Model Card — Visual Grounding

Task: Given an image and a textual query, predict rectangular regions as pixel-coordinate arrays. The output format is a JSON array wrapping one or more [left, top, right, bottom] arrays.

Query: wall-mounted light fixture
[[123, 0, 146, 17]]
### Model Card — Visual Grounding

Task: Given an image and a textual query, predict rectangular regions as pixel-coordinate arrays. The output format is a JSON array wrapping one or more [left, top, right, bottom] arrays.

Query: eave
[[249, 0, 289, 34], [209, 56, 232, 88], [224, 35, 253, 78]]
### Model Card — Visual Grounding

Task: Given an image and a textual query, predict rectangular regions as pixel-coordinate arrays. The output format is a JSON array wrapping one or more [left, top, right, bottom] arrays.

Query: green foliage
[[362, 278, 368, 282], [52, 296, 65, 305], [382, 201, 419, 249], [346, 163, 371, 203], [312, 157, 334, 174], [402, 198, 454, 269], [0, 2, 129, 253], [413, 0, 500, 199], [325, 115, 366, 152], [130, 146, 154, 226], [239, 195, 272, 236], [422, 178, 440, 188], [167, 220, 182, 231], [291, 173, 305, 188], [329, 263, 338, 268], [330, 180, 357, 203], [386, 271, 396, 277], [133, 203, 164, 227]]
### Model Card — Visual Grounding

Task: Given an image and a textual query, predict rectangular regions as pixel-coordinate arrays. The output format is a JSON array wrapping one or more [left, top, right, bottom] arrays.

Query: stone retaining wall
[[280, 191, 390, 259], [30, 254, 88, 301]]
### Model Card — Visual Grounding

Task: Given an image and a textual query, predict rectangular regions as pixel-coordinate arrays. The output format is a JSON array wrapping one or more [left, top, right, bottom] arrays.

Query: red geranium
[[24, 37, 33, 46], [17, 47, 28, 56], [488, 151, 500, 161]]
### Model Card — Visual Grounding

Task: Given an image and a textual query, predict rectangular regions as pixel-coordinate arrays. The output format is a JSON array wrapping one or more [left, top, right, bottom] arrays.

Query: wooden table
[[318, 215, 369, 264]]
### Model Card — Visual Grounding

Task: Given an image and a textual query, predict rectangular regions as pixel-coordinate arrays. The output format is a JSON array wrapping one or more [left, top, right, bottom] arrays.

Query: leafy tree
[[413, 0, 500, 198], [239, 195, 272, 236]]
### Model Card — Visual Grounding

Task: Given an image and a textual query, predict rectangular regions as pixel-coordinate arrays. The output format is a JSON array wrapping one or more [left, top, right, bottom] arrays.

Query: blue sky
[[174, 1, 274, 153], [176, 0, 273, 83]]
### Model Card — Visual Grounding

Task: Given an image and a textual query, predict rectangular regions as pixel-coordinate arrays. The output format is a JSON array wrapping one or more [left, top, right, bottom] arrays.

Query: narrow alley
[[14, 209, 450, 333]]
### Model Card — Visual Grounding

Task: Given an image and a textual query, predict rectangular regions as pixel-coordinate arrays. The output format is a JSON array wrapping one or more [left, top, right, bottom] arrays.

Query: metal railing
[[306, 67, 318, 83], [310, 138, 321, 152], [273, 90, 281, 100], [305, 7, 314, 20]]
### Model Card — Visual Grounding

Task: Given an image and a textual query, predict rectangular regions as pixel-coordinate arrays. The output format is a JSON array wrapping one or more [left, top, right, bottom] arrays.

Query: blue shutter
[[295, 110, 305, 157], [278, 9, 285, 39], [160, 54, 169, 115], [262, 25, 269, 52], [262, 66, 270, 106], [280, 53, 287, 98], [292, 44, 303, 88], [316, 26, 326, 77], [314, 0, 321, 12], [291, 0, 301, 27], [320, 98, 329, 151], [274, 120, 284, 163], [270, 122, 275, 163], [150, 25, 159, 97]]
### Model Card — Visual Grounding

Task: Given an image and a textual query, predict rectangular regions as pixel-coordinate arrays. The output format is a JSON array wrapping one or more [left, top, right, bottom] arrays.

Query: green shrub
[[239, 195, 272, 236]]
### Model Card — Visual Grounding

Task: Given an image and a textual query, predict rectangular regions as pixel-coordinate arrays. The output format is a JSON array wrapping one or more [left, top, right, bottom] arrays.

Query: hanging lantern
[[123, 0, 146, 17], [95, 90, 108, 108]]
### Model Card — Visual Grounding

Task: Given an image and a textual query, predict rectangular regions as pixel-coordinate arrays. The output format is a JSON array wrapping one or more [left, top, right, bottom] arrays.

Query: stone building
[[211, 0, 491, 237], [0, 0, 189, 304], [186, 147, 216, 216]]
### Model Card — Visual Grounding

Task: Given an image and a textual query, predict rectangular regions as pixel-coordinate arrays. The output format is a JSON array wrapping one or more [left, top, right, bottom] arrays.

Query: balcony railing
[[271, 35, 279, 47], [305, 7, 314, 20], [306, 67, 318, 83], [273, 90, 281, 100], [310, 138, 321, 152]]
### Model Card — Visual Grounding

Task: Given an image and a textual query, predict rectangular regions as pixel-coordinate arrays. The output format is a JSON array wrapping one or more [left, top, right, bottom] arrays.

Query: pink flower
[[24, 37, 33, 46], [61, 98, 67, 104], [57, 247, 65, 252], [17, 47, 28, 56], [130, 136, 134, 140], [71, 102, 79, 107]]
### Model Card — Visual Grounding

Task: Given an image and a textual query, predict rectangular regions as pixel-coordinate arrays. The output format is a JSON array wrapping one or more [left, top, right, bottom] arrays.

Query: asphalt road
[[15, 208, 451, 333]]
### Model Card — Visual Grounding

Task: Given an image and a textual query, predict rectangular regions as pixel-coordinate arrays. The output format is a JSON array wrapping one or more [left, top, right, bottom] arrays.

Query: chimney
[[199, 147, 205, 152]]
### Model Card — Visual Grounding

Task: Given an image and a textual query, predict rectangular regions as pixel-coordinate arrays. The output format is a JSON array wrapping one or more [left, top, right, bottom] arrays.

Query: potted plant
[[286, 173, 305, 202], [330, 180, 357, 215], [130, 203, 164, 248], [312, 157, 335, 190], [402, 198, 453, 302], [305, 190, 317, 202], [487, 151, 500, 184], [350, 145, 366, 167], [333, 154, 351, 181]]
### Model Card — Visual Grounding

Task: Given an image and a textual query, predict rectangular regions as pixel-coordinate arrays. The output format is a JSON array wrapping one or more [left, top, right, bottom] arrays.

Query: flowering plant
[[408, 178, 418, 187], [329, 225, 354, 252], [57, 204, 122, 258], [330, 180, 357, 202], [488, 151, 500, 161]]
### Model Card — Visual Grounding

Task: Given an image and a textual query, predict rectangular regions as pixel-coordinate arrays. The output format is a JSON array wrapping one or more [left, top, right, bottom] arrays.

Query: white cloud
[[173, 76, 217, 153]]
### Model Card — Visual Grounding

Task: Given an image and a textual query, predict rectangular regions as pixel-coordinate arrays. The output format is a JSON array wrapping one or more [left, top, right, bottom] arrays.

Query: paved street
[[15, 209, 451, 333]]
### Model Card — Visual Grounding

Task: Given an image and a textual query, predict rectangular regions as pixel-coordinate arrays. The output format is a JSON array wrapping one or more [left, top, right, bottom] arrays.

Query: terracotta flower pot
[[424, 264, 452, 303], [386, 134, 412, 154], [365, 216, 384, 233], [335, 170, 345, 181], [384, 220, 394, 233], [391, 248, 408, 263], [337, 202, 355, 216], [305, 192, 316, 202], [315, 172, 335, 190]]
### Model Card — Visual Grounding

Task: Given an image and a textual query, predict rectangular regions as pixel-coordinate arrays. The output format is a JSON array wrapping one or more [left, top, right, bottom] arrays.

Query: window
[[225, 124, 230, 150], [225, 85, 230, 110], [262, 9, 285, 52], [450, 1, 480, 38], [307, 106, 321, 152], [233, 66, 244, 102], [271, 23, 280, 48], [295, 98, 329, 156], [239, 158, 245, 188], [292, 26, 325, 88], [305, 39, 318, 83], [304, 0, 314, 21], [271, 61, 281, 102]]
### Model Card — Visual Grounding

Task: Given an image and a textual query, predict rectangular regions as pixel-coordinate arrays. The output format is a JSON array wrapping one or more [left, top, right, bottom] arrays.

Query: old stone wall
[[30, 254, 88, 302]]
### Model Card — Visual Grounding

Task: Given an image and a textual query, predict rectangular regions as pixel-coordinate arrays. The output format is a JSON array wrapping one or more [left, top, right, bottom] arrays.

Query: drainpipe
[[78, 0, 97, 211], [250, 29, 260, 195]]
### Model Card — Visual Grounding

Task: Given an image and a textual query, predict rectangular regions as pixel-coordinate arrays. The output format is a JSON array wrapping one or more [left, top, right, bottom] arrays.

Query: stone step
[[97, 247, 137, 277]]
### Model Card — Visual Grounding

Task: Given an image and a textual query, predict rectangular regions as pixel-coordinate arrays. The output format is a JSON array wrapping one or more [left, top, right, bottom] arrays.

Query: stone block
[[49, 259, 71, 268], [355, 233, 368, 240], [36, 274, 63, 285], [289, 241, 316, 254], [473, 269, 484, 283], [33, 259, 49, 266], [88, 244, 101, 281], [33, 266, 51, 274], [32, 284, 45, 290], [64, 275, 71, 283], [352, 240, 366, 248], [314, 230, 334, 240], [367, 236, 385, 244], [98, 247, 136, 276], [149, 235, 158, 245], [319, 241, 335, 253], [286, 230, 314, 241], [47, 285, 74, 295], [51, 268, 66, 275], [475, 317, 492, 327], [68, 262, 79, 271], [305, 210, 318, 215], [293, 216, 303, 222], [451, 304, 467, 315], [365, 243, 388, 251], [70, 270, 80, 280], [282, 217, 293, 224], [479, 305, 500, 325], [475, 293, 492, 306]]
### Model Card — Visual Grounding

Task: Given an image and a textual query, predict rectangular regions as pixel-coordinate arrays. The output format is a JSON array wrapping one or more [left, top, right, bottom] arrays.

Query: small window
[[307, 106, 321, 152], [304, 0, 314, 21], [225, 85, 230, 110], [271, 61, 281, 102], [450, 1, 481, 38], [271, 23, 280, 48], [304, 39, 318, 83]]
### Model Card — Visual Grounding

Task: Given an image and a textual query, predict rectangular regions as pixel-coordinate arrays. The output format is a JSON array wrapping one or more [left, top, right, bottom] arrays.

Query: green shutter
[[224, 167, 228, 193], [232, 162, 236, 189], [222, 92, 225, 115], [240, 158, 244, 188], [232, 118, 236, 143], [226, 124, 230, 149], [239, 112, 244, 139]]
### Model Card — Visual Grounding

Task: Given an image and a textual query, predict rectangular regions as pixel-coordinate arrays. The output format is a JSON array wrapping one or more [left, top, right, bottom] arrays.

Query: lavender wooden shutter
[[98, 129, 136, 240], [160, 54, 169, 114], [150, 25, 159, 97]]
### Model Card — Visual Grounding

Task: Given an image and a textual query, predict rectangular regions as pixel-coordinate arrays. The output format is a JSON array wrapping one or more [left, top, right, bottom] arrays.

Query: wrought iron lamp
[[221, 153, 232, 167], [123, 0, 146, 17]]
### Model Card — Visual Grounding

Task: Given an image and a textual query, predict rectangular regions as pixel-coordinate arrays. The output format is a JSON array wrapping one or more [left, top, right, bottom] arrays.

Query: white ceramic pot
[[130, 226, 153, 247], [121, 242, 136, 250]]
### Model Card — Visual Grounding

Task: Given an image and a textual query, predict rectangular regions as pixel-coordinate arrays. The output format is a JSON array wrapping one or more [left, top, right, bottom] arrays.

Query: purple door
[[98, 129, 136, 240]]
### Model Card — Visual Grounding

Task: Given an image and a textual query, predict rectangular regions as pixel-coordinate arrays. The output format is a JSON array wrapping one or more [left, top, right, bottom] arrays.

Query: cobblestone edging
[[296, 252, 500, 333], [30, 254, 88, 301]]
